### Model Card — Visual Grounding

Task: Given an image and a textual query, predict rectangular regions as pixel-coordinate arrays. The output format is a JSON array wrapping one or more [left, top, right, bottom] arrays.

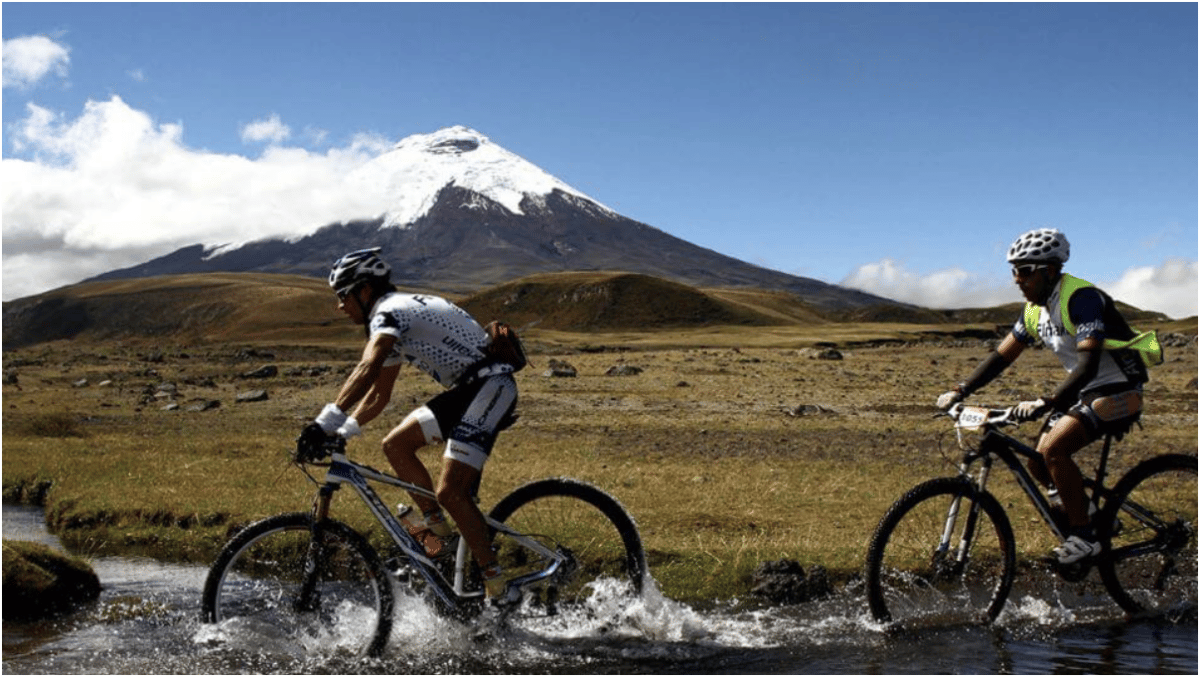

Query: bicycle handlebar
[[295, 423, 348, 463], [945, 402, 1019, 428]]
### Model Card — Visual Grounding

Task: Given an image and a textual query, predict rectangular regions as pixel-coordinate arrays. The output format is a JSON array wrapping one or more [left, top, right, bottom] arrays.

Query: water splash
[[1, 509, 1194, 677]]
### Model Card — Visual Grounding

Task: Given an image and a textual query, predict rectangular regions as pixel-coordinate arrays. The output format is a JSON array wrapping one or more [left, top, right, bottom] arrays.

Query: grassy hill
[[3, 271, 836, 350], [2, 273, 359, 349], [457, 271, 826, 331], [3, 271, 1191, 350]]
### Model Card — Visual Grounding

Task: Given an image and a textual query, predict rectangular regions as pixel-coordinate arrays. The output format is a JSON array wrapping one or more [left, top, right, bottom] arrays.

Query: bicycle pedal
[[482, 582, 522, 616]]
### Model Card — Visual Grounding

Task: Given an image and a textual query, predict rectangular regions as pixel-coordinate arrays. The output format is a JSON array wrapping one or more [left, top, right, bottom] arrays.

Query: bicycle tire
[[865, 476, 1016, 628], [201, 512, 394, 659], [486, 478, 647, 618], [1097, 454, 1197, 618]]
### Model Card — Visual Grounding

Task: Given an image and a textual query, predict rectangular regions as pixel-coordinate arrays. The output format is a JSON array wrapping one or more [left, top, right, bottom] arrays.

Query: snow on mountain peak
[[349, 125, 610, 227]]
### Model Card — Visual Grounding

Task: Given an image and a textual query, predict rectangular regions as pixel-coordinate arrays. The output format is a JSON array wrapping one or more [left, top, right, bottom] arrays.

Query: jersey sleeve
[[369, 306, 405, 339], [368, 305, 407, 368], [1067, 287, 1107, 342], [1011, 314, 1035, 345]]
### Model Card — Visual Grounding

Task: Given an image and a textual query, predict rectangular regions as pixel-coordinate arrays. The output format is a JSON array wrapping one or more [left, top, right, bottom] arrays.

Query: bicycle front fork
[[939, 460, 993, 569], [295, 485, 339, 612]]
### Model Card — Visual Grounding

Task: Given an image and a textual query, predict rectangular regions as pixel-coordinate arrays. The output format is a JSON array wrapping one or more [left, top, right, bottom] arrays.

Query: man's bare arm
[[351, 363, 401, 427], [334, 332, 398, 413]]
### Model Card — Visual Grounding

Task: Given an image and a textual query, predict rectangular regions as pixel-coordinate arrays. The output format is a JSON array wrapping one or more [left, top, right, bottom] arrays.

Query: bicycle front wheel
[[865, 477, 1015, 628], [201, 512, 394, 659], [487, 478, 647, 618], [1098, 454, 1197, 618]]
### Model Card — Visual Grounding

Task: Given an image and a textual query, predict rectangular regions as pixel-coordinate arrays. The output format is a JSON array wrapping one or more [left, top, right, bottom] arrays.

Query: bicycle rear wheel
[[486, 478, 646, 620], [865, 477, 1015, 628], [1098, 454, 1197, 618], [201, 512, 394, 658]]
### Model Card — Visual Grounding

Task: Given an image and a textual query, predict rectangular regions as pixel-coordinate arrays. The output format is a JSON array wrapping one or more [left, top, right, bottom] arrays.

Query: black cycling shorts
[[422, 373, 518, 470]]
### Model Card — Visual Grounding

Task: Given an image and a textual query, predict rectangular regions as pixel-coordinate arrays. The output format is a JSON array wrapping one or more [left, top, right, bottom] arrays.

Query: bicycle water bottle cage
[[295, 423, 345, 463]]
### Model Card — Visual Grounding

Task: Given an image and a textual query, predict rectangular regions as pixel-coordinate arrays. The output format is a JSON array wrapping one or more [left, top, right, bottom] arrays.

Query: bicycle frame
[[307, 452, 565, 608], [955, 412, 1118, 544]]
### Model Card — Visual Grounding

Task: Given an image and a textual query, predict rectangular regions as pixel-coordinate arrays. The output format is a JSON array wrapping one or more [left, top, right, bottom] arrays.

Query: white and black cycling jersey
[[367, 292, 489, 388]]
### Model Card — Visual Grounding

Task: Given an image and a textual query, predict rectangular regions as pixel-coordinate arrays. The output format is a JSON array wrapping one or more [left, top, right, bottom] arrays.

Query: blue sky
[[3, 2, 1196, 317]]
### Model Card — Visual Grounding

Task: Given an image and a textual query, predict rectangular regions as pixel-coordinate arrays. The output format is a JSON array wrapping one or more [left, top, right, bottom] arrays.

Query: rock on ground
[[750, 559, 833, 605], [2, 539, 101, 620]]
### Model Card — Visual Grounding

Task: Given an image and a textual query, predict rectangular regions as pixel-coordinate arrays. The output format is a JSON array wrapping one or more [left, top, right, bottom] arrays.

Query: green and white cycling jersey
[[1012, 274, 1150, 393]]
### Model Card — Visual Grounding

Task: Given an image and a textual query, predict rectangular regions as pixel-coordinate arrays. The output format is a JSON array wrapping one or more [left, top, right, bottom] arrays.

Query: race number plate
[[957, 406, 989, 430]]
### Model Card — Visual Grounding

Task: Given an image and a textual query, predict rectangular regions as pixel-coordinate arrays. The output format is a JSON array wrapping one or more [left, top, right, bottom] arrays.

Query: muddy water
[[3, 505, 1195, 674]]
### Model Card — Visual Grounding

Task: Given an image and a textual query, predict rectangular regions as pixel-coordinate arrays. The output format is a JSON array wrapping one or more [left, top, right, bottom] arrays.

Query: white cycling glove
[[337, 417, 362, 440], [936, 389, 964, 410], [1013, 398, 1048, 421], [314, 403, 348, 434]]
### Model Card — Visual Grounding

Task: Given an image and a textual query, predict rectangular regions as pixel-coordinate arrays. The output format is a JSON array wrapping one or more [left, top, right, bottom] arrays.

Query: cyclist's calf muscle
[[1033, 414, 1094, 528], [437, 460, 497, 570]]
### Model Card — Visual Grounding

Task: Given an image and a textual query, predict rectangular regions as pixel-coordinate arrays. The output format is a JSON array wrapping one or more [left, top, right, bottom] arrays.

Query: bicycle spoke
[[1098, 455, 1197, 618], [866, 477, 1015, 628], [202, 514, 393, 659], [487, 479, 646, 624]]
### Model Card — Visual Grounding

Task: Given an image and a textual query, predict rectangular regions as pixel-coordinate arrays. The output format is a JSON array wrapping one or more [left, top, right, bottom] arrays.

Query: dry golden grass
[[4, 320, 1195, 600]]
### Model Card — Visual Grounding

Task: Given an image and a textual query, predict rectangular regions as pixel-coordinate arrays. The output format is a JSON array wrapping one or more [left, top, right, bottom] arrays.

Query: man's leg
[[382, 410, 442, 514], [1038, 413, 1096, 529], [437, 459, 497, 571]]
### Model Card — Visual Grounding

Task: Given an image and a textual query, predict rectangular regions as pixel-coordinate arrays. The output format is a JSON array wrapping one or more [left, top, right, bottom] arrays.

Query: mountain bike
[[864, 402, 1196, 629], [200, 436, 647, 658]]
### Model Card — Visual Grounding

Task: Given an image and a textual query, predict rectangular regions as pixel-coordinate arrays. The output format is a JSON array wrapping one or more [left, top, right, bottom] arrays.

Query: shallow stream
[[3, 505, 1195, 674]]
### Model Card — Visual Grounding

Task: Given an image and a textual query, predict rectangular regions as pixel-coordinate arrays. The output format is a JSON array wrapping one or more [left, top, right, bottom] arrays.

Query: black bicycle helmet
[[329, 247, 391, 296], [1006, 228, 1070, 264]]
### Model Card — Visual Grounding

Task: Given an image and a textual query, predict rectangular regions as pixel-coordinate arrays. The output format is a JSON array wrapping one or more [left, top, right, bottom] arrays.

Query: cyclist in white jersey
[[304, 248, 518, 599], [937, 229, 1149, 565]]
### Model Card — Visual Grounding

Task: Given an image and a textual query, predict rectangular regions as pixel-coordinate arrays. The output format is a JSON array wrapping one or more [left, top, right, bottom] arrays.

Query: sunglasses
[[1011, 263, 1047, 278], [336, 284, 360, 301]]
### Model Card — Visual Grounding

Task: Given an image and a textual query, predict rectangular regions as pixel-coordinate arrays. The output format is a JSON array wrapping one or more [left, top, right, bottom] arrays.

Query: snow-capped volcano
[[351, 125, 612, 228], [87, 125, 893, 310]]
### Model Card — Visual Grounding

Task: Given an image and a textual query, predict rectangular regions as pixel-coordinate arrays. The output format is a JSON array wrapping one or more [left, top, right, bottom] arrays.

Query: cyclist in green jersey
[[938, 229, 1152, 565]]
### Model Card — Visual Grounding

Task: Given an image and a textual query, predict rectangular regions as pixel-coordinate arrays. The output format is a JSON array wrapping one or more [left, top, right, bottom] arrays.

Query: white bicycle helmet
[[329, 247, 391, 296], [1006, 228, 1070, 264]]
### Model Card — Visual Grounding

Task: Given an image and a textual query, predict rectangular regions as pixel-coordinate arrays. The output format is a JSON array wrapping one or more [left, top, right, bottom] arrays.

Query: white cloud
[[1102, 259, 1197, 321], [840, 258, 1015, 309], [240, 113, 291, 145], [2, 35, 70, 89], [2, 96, 395, 300], [843, 257, 1198, 320], [303, 125, 330, 146]]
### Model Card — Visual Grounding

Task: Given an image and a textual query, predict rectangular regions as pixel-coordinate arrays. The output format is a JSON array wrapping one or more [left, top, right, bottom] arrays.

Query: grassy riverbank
[[3, 327, 1196, 601]]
